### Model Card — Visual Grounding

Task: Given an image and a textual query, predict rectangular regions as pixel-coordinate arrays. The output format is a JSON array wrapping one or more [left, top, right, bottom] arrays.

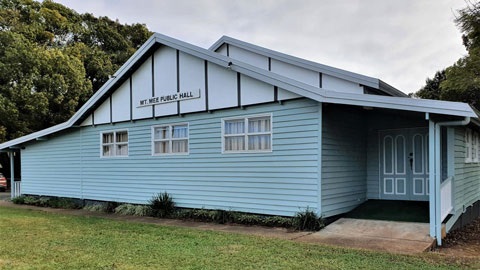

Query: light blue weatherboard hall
[[2, 33, 480, 245]]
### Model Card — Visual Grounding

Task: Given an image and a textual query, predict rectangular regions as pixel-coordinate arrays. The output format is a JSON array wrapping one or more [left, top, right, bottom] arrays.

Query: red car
[[0, 174, 7, 192]]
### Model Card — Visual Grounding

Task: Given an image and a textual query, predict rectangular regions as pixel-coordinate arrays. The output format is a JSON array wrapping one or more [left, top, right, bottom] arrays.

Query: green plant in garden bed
[[149, 192, 176, 218], [13, 195, 82, 209], [114, 203, 149, 216], [14, 193, 324, 231]]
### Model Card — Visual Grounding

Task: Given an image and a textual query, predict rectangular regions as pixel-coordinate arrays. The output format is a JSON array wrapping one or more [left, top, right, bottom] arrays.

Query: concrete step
[[297, 218, 435, 254]]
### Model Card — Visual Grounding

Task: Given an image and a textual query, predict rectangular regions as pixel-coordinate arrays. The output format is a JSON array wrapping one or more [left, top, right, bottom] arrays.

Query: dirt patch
[[434, 218, 480, 260]]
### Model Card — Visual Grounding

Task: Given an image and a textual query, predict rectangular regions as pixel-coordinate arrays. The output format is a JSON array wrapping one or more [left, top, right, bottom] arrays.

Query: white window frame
[[100, 129, 129, 158], [151, 123, 189, 156], [473, 132, 479, 163], [465, 128, 473, 163], [221, 113, 272, 154]]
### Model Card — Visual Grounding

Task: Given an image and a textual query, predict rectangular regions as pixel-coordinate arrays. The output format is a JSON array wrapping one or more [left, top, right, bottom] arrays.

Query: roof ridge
[[209, 35, 407, 97]]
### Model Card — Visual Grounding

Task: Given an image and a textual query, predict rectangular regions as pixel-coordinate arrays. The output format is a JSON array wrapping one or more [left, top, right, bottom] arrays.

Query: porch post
[[434, 122, 442, 246], [428, 119, 436, 239], [9, 151, 14, 199]]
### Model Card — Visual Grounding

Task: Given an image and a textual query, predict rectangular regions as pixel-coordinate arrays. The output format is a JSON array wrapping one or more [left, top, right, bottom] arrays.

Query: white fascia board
[[322, 92, 477, 117], [153, 33, 231, 68], [231, 61, 477, 118], [68, 35, 159, 125], [70, 33, 232, 126], [0, 33, 234, 150], [209, 36, 392, 93], [0, 122, 70, 150]]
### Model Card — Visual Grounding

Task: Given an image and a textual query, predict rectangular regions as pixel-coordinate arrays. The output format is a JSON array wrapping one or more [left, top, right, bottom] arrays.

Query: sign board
[[138, 89, 201, 107]]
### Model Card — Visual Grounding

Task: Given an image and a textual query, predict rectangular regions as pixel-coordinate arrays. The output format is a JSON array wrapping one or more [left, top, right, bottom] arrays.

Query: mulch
[[442, 218, 480, 247], [434, 217, 480, 259]]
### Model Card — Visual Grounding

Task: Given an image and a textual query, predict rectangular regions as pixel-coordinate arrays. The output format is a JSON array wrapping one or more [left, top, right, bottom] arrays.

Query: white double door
[[379, 128, 429, 201]]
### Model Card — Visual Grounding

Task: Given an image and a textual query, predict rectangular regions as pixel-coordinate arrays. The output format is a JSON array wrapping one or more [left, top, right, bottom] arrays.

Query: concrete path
[[0, 201, 435, 254], [298, 218, 435, 254]]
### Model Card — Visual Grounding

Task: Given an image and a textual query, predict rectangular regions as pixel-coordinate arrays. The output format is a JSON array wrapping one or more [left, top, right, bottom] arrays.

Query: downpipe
[[433, 116, 470, 246]]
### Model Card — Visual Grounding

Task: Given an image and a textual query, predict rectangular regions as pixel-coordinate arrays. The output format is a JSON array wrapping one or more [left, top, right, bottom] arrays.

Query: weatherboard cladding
[[453, 127, 480, 211], [21, 99, 320, 216], [321, 105, 367, 217], [445, 127, 480, 231]]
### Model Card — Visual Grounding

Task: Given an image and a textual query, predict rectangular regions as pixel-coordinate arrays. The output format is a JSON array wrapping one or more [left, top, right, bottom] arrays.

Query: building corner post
[[9, 151, 14, 199], [317, 103, 323, 216], [428, 120, 437, 240]]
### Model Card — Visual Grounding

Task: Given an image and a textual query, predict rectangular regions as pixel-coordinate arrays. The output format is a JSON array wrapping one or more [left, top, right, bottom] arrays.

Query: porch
[[321, 103, 461, 245]]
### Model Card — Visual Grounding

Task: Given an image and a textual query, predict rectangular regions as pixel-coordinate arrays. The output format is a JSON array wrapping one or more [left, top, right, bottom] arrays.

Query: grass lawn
[[0, 206, 475, 269]]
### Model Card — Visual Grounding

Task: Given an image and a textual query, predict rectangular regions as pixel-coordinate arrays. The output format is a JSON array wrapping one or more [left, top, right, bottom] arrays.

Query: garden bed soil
[[434, 217, 480, 258]]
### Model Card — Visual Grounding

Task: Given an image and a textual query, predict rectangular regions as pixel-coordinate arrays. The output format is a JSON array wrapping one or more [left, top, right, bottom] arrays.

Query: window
[[102, 130, 128, 157], [473, 132, 479, 163], [464, 128, 480, 163], [222, 115, 272, 153], [152, 124, 189, 155]]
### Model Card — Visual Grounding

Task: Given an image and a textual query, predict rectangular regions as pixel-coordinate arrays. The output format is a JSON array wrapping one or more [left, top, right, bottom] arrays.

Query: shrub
[[50, 197, 82, 209], [11, 195, 25, 204], [38, 196, 51, 207], [133, 205, 150, 216], [24, 195, 40, 206], [263, 216, 293, 228], [115, 204, 137, 215], [105, 201, 119, 213], [212, 209, 234, 224], [293, 208, 324, 231], [84, 203, 108, 212], [149, 192, 176, 218]]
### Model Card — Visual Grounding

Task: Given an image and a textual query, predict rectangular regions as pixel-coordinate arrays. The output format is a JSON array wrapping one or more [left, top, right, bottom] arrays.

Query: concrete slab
[[296, 218, 435, 254]]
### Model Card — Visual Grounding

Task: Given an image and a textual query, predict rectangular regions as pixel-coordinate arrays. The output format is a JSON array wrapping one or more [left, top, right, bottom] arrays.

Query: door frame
[[378, 127, 429, 201]]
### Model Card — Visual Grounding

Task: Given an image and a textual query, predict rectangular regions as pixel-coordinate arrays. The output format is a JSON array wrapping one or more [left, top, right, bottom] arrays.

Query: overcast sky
[[54, 0, 468, 94]]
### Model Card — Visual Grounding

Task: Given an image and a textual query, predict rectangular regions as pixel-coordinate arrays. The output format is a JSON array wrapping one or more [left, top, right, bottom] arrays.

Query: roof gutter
[[430, 116, 470, 246]]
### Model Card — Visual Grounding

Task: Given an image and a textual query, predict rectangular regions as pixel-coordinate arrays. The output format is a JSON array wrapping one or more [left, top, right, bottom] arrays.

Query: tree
[[413, 1, 480, 110], [412, 70, 446, 100], [0, 0, 151, 142]]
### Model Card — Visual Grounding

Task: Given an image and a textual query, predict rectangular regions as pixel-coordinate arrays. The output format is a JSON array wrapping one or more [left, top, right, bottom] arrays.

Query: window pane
[[154, 141, 169, 154], [154, 127, 169, 140], [172, 140, 188, 153], [225, 120, 244, 135], [172, 125, 188, 139], [116, 144, 128, 156], [248, 135, 271, 150], [225, 136, 245, 151], [103, 133, 114, 144], [116, 131, 128, 143], [103, 145, 113, 156], [248, 117, 271, 133]]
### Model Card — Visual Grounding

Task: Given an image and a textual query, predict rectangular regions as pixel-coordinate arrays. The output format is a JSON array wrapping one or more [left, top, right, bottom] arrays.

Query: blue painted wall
[[321, 105, 367, 217], [446, 127, 480, 231], [21, 99, 320, 216]]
